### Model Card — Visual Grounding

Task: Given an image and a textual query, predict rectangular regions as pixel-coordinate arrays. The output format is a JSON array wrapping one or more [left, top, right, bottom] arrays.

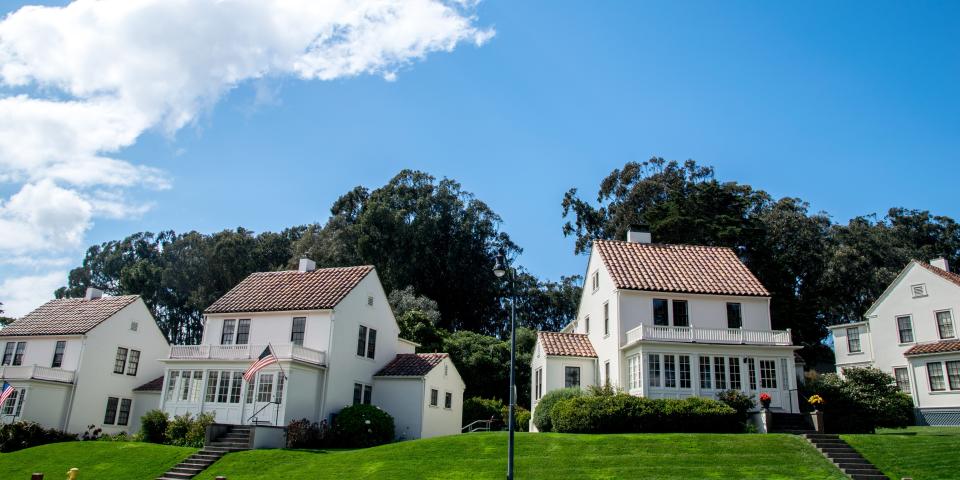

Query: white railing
[[0, 365, 76, 383], [168, 344, 326, 365], [624, 324, 792, 346]]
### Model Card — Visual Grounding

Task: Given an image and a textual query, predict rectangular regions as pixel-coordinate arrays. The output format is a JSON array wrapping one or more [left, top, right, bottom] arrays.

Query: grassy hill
[[0, 441, 195, 480], [196, 432, 844, 480], [844, 426, 960, 480]]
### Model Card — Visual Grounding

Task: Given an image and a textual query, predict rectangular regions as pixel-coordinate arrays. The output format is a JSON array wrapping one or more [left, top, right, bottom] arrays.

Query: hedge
[[550, 394, 739, 434], [805, 367, 914, 433], [532, 388, 584, 432]]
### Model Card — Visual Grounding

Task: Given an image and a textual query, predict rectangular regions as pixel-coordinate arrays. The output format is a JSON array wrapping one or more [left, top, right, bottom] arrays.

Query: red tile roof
[[538, 332, 597, 357], [595, 240, 770, 297], [375, 353, 448, 377], [205, 265, 374, 314], [0, 295, 139, 336], [915, 260, 960, 288], [904, 340, 960, 356], [133, 376, 165, 392]]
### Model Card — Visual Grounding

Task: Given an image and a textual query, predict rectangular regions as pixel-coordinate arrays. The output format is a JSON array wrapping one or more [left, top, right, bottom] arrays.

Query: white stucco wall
[[0, 335, 84, 371], [573, 249, 622, 387], [203, 310, 333, 351], [129, 391, 160, 433], [6, 381, 71, 428], [420, 357, 465, 439], [283, 364, 325, 424], [908, 354, 960, 409], [530, 335, 597, 417], [375, 378, 424, 440]]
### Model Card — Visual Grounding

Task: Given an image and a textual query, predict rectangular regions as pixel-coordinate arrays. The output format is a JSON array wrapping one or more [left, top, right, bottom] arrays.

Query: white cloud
[[0, 270, 65, 318]]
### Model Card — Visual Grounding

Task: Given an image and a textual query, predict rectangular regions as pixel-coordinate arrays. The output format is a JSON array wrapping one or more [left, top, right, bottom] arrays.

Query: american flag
[[243, 346, 278, 382], [0, 381, 14, 406]]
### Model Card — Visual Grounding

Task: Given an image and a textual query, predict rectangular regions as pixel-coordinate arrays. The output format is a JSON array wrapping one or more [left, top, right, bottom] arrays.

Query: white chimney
[[930, 257, 950, 272], [84, 287, 103, 301], [298, 257, 317, 273], [626, 225, 652, 244]]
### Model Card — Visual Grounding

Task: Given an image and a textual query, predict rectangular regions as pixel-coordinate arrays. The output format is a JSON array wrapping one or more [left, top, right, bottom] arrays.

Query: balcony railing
[[0, 365, 76, 383], [624, 324, 792, 346], [168, 344, 326, 365]]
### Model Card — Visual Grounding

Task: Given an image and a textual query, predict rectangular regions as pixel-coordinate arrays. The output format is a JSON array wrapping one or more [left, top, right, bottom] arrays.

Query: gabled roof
[[0, 295, 139, 336], [205, 265, 374, 314], [133, 376, 165, 392], [904, 340, 960, 356], [594, 240, 770, 297], [538, 331, 597, 358], [374, 353, 448, 377], [915, 261, 960, 288], [863, 260, 960, 318]]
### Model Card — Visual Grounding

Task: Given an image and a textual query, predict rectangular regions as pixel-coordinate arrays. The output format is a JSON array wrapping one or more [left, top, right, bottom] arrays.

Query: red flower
[[759, 393, 771, 402]]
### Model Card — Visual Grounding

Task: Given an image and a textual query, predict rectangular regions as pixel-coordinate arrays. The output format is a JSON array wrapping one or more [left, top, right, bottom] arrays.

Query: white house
[[0, 289, 170, 434], [374, 352, 466, 440], [531, 229, 802, 424], [157, 259, 465, 440], [830, 258, 960, 425]]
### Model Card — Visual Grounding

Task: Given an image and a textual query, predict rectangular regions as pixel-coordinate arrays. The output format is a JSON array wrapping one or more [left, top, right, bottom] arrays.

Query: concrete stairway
[[804, 433, 888, 480], [156, 426, 251, 480]]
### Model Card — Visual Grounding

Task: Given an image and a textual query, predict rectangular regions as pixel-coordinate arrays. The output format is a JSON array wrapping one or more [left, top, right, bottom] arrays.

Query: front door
[[247, 372, 284, 425]]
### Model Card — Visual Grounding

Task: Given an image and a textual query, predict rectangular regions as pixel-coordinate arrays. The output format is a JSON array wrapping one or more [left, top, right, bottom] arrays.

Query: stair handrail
[[247, 400, 280, 424], [461, 419, 492, 433]]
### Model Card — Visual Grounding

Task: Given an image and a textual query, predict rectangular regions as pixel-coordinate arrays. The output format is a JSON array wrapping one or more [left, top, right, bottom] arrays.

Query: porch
[[625, 324, 792, 346], [0, 365, 75, 383], [168, 344, 326, 365]]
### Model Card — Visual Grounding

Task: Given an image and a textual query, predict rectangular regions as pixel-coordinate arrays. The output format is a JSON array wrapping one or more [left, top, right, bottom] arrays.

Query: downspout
[[62, 335, 88, 432], [317, 310, 335, 422]]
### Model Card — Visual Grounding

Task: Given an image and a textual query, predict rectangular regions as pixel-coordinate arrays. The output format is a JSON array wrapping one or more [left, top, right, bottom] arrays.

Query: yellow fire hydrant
[[66, 467, 79, 480]]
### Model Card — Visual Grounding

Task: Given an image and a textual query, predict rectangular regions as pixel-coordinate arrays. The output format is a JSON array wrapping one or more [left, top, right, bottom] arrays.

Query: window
[[236, 319, 250, 345], [627, 356, 639, 390], [231, 372, 243, 403], [103, 397, 119, 425], [217, 370, 231, 403], [928, 362, 946, 391], [672, 300, 689, 327], [535, 368, 543, 400], [130, 321, 138, 331], [367, 296, 374, 306], [199, 370, 243, 405], [180, 370, 192, 400], [363, 384, 372, 405], [648, 354, 661, 388], [220, 319, 236, 345], [51, 341, 66, 368], [291, 317, 306, 346], [430, 388, 439, 407], [190, 371, 204, 402], [897, 316, 914, 343], [12, 342, 25, 366], [126, 350, 140, 376], [445, 392, 453, 409], [257, 374, 274, 402], [604, 361, 611, 386], [727, 303, 742, 329], [664, 355, 676, 388], [276, 373, 285, 404], [911, 284, 927, 298], [846, 327, 862, 353], [729, 357, 742, 390], [699, 356, 712, 389], [679, 355, 691, 389], [113, 347, 128, 374], [585, 316, 590, 334], [653, 299, 668, 326], [565, 366, 581, 388], [353, 383, 372, 405], [357, 325, 377, 359], [1, 388, 25, 416], [894, 367, 910, 393], [2, 342, 14, 365], [759, 360, 778, 389], [947, 361, 960, 391], [603, 303, 610, 336], [936, 311, 955, 339], [714, 357, 727, 390], [592, 271, 599, 292], [746, 358, 757, 390], [117, 399, 132, 426], [246, 375, 255, 404], [166, 371, 180, 401], [205, 371, 219, 402]]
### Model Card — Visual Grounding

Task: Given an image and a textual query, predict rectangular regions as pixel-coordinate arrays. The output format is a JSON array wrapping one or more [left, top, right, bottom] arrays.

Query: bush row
[[140, 410, 215, 447], [287, 404, 395, 449], [805, 367, 913, 433], [550, 393, 740, 434], [0, 422, 76, 453]]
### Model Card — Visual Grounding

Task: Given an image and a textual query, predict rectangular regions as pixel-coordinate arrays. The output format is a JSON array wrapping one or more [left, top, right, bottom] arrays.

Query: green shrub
[[463, 397, 505, 427], [807, 367, 914, 433], [716, 389, 756, 421], [498, 405, 531, 432], [287, 418, 333, 449], [532, 388, 584, 432], [185, 412, 215, 447], [334, 404, 395, 448], [0, 421, 76, 452], [550, 394, 739, 434], [165, 411, 216, 447], [140, 409, 169, 444]]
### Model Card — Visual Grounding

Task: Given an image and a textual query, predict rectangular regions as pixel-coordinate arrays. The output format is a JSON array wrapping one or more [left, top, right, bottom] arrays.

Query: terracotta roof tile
[[205, 265, 374, 314], [915, 261, 960, 289], [538, 332, 597, 357], [375, 353, 448, 377], [0, 295, 139, 336], [595, 240, 770, 297], [905, 340, 960, 356], [133, 376, 165, 392]]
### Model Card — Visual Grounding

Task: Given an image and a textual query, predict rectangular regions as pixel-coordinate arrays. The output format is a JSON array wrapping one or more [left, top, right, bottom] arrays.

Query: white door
[[248, 372, 284, 425]]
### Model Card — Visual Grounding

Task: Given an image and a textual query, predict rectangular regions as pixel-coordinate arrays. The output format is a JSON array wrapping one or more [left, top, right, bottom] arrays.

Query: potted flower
[[807, 394, 824, 411], [807, 394, 826, 433], [759, 392, 772, 410]]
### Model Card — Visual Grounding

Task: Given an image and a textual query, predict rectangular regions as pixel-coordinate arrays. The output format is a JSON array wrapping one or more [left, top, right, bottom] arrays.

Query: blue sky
[[0, 0, 958, 316]]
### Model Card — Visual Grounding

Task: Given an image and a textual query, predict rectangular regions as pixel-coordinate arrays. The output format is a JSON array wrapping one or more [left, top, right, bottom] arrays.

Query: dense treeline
[[49, 161, 960, 402]]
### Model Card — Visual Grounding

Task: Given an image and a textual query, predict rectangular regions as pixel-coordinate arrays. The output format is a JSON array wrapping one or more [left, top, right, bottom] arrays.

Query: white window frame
[[220, 319, 237, 345], [627, 355, 639, 391], [429, 388, 439, 407], [896, 315, 915, 344], [603, 302, 610, 337], [564, 366, 581, 389], [648, 354, 661, 388], [444, 391, 453, 410], [1, 387, 27, 417], [935, 310, 956, 340], [893, 367, 910, 394], [927, 362, 947, 392], [357, 325, 377, 360], [846, 327, 862, 353], [592, 271, 599, 293]]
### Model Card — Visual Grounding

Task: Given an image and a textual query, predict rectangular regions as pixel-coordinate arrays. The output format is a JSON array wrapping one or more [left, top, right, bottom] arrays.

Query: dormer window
[[653, 299, 668, 326], [672, 300, 689, 327], [726, 303, 742, 329], [220, 319, 236, 345], [911, 284, 927, 298]]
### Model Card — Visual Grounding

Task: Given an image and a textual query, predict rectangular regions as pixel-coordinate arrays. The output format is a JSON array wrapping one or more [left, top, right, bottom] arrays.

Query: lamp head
[[493, 253, 507, 278]]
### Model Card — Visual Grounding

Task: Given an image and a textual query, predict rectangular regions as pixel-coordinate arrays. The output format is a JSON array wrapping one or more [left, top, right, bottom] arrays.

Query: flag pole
[[267, 343, 286, 426]]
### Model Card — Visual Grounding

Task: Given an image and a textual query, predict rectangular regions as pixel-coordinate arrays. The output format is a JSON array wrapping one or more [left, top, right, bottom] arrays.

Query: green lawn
[[195, 432, 846, 480], [0, 441, 196, 480], [844, 426, 960, 480]]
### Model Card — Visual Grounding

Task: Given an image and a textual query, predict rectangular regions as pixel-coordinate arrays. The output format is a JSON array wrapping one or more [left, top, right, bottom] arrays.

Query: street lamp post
[[493, 253, 516, 480]]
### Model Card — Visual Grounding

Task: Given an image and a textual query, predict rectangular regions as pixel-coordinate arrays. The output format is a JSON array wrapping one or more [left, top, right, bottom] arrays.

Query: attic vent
[[911, 284, 927, 298], [367, 296, 374, 306], [130, 321, 139, 332]]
